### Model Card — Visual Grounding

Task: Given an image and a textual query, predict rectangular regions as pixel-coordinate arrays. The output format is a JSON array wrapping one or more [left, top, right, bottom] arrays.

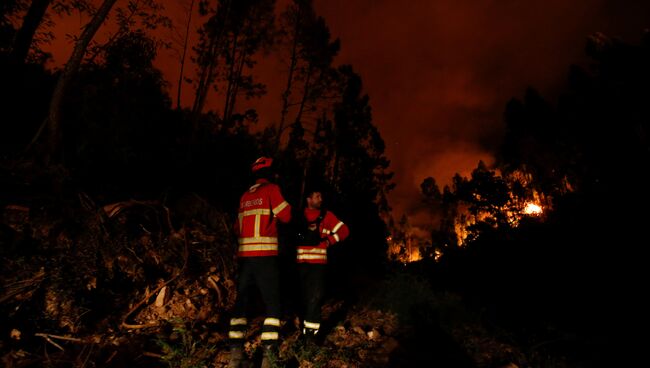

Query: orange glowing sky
[[43, 0, 650, 223]]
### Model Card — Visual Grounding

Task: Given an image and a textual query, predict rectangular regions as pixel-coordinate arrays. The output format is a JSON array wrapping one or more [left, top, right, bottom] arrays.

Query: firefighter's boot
[[302, 327, 319, 347]]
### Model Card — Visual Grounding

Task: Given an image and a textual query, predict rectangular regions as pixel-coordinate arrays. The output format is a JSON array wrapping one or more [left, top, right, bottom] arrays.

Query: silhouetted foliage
[[63, 30, 173, 197], [0, 4, 406, 365], [323, 65, 393, 278], [417, 30, 650, 366], [421, 176, 442, 206], [192, 0, 275, 126], [0, 0, 22, 53], [276, 0, 340, 149], [9, 0, 52, 65]]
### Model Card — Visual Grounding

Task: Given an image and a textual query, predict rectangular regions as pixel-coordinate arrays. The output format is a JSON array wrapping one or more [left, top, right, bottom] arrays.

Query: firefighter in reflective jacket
[[228, 157, 291, 368], [296, 187, 349, 339]]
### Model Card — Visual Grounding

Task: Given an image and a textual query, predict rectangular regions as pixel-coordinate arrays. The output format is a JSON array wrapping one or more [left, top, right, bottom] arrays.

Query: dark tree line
[[413, 30, 650, 365], [0, 0, 394, 284]]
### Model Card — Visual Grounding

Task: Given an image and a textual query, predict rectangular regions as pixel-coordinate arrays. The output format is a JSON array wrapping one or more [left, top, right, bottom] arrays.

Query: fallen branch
[[120, 228, 190, 330], [35, 333, 65, 351], [0, 270, 46, 304], [3, 269, 46, 287], [120, 321, 160, 329], [163, 205, 176, 233], [102, 199, 161, 218], [124, 245, 145, 264], [74, 343, 94, 368], [104, 350, 117, 364], [142, 351, 165, 359], [3, 204, 29, 212], [0, 286, 39, 304], [207, 275, 223, 305], [35, 333, 83, 343]]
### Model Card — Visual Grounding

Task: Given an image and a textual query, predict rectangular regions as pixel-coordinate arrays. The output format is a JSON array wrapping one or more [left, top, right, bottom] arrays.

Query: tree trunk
[[10, 0, 52, 64], [28, 0, 119, 164], [191, 1, 232, 133], [294, 62, 313, 125], [86, 0, 142, 65], [222, 32, 239, 122], [191, 38, 219, 123], [224, 49, 246, 124], [298, 160, 309, 209], [276, 20, 300, 152], [176, 0, 195, 109]]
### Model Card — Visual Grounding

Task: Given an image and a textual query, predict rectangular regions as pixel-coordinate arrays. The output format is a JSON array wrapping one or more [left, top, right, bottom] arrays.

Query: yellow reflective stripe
[[238, 208, 272, 239], [239, 244, 278, 252], [297, 248, 327, 254], [254, 214, 260, 237], [264, 318, 280, 327], [239, 236, 278, 244], [303, 327, 320, 335], [261, 332, 279, 340], [304, 321, 320, 329], [332, 221, 344, 233], [241, 208, 271, 216], [333, 233, 340, 242], [229, 331, 245, 339], [230, 318, 247, 326], [272, 201, 289, 215], [321, 229, 330, 234], [297, 254, 327, 260]]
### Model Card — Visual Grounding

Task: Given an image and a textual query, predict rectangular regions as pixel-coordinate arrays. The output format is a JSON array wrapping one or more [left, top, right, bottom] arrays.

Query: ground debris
[[1, 194, 237, 366], [2, 194, 566, 367], [273, 305, 401, 368]]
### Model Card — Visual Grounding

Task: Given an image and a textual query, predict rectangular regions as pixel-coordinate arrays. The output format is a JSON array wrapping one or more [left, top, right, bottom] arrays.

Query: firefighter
[[295, 187, 349, 343], [229, 156, 292, 368]]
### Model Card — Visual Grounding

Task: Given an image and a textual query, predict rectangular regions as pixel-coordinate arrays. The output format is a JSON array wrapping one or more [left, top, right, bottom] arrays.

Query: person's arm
[[324, 212, 349, 245], [270, 185, 292, 223]]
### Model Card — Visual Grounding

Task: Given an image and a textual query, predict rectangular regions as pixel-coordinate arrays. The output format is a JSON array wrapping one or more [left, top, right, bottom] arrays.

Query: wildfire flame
[[386, 234, 422, 263], [408, 246, 422, 262], [386, 172, 550, 263], [523, 202, 543, 215]]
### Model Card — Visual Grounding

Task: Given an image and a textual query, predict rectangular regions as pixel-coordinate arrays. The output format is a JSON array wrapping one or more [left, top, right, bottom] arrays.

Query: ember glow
[[390, 170, 554, 261], [386, 234, 423, 264], [523, 202, 543, 215]]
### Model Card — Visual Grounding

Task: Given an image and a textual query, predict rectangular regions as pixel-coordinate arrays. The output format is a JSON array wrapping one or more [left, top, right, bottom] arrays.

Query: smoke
[[314, 0, 650, 225], [43, 0, 650, 228]]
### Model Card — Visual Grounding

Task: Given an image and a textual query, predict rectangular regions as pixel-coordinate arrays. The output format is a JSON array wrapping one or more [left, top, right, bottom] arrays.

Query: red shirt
[[296, 208, 349, 264], [235, 179, 291, 257]]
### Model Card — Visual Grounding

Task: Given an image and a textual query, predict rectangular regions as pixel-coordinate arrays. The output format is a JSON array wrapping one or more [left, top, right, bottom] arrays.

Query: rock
[[367, 329, 380, 340], [154, 286, 167, 307]]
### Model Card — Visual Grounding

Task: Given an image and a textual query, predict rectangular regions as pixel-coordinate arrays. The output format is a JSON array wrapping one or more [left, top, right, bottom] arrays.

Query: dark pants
[[229, 257, 281, 346], [298, 263, 326, 333]]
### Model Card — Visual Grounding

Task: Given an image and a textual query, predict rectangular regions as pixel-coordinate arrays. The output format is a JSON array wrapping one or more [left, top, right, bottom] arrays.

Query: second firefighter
[[295, 187, 349, 340]]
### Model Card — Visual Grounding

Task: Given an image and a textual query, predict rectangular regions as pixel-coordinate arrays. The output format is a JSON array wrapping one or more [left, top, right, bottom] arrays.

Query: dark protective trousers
[[229, 257, 281, 346], [298, 263, 326, 333]]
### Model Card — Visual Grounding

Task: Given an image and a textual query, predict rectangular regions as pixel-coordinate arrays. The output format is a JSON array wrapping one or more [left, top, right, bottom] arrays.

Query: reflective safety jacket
[[235, 179, 291, 257], [296, 208, 349, 264]]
